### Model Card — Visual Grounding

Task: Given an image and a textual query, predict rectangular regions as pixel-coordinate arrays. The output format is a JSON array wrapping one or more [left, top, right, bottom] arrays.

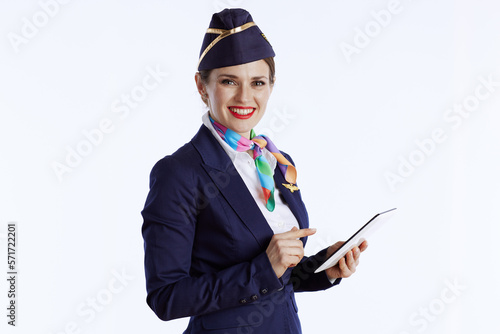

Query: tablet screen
[[314, 208, 397, 273]]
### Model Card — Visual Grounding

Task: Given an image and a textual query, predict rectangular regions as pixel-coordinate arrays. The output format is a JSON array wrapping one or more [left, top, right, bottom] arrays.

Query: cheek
[[256, 90, 271, 107], [212, 89, 231, 108]]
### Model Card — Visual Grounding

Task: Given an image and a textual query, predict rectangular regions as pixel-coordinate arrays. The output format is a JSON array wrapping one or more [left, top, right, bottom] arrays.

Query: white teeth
[[229, 107, 254, 115]]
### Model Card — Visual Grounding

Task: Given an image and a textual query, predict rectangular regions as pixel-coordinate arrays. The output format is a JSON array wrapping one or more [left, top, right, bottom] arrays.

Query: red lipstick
[[228, 106, 255, 119]]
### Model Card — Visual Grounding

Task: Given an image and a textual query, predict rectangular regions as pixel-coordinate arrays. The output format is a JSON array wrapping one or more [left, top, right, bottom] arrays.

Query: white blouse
[[202, 112, 300, 235]]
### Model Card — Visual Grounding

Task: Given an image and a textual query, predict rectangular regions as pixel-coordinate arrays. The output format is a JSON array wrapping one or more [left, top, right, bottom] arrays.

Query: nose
[[235, 84, 252, 104]]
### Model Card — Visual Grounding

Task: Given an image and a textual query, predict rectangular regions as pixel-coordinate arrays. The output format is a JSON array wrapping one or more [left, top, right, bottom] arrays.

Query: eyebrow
[[217, 74, 268, 80]]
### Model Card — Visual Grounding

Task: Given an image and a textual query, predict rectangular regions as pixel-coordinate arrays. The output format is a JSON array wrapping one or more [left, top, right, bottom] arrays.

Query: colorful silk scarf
[[209, 115, 297, 212]]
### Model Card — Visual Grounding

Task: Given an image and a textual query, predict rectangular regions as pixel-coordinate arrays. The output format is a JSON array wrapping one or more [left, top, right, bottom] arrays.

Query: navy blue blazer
[[142, 124, 340, 333]]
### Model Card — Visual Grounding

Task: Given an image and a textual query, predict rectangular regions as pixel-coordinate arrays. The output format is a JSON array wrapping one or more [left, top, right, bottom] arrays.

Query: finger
[[359, 240, 368, 252], [326, 241, 346, 257], [287, 256, 302, 267], [353, 248, 361, 266], [275, 239, 306, 250], [354, 248, 361, 267], [345, 251, 357, 273], [275, 227, 317, 240], [274, 241, 305, 258], [338, 257, 352, 278], [292, 227, 317, 239], [352, 246, 361, 261], [284, 252, 304, 267]]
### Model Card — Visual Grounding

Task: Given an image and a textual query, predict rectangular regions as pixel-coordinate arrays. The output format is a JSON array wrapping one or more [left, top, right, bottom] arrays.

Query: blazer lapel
[[191, 125, 309, 246], [274, 167, 308, 230], [192, 125, 273, 248]]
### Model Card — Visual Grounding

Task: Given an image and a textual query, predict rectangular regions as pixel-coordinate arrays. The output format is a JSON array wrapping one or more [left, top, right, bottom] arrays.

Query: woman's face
[[196, 59, 273, 139]]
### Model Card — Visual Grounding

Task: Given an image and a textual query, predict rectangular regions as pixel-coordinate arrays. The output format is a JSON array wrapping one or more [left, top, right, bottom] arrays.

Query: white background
[[1, 0, 499, 333]]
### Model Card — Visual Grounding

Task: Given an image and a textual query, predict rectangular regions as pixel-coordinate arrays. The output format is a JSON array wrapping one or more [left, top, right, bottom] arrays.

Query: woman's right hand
[[266, 227, 317, 278]]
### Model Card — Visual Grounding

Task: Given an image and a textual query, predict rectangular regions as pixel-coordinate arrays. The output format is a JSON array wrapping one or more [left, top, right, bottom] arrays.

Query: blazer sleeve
[[141, 156, 284, 321], [290, 247, 342, 292]]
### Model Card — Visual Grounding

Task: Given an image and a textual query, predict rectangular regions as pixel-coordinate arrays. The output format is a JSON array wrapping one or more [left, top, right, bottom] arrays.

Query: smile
[[228, 107, 255, 119]]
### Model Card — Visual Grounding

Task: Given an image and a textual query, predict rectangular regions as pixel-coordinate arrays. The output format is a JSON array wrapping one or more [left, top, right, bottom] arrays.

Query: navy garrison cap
[[197, 8, 275, 71]]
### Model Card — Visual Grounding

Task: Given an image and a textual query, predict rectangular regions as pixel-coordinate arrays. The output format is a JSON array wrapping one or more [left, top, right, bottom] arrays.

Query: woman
[[141, 8, 368, 333]]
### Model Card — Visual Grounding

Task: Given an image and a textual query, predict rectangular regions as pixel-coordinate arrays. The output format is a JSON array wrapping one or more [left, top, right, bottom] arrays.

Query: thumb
[[291, 226, 299, 232]]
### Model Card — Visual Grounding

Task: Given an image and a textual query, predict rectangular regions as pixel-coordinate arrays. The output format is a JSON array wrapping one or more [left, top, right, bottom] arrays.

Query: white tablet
[[314, 208, 397, 273]]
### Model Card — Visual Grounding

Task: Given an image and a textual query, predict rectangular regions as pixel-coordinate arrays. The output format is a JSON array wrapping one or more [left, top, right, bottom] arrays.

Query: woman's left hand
[[325, 240, 368, 281]]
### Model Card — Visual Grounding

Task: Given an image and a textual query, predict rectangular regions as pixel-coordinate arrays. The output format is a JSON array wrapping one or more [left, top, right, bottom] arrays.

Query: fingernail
[[310, 228, 317, 232]]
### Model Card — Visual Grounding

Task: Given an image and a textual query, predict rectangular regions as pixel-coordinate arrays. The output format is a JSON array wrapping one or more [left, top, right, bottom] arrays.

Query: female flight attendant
[[141, 8, 368, 333]]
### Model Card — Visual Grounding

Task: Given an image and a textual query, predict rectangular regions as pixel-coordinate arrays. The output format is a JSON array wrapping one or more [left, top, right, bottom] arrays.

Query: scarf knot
[[209, 115, 297, 212]]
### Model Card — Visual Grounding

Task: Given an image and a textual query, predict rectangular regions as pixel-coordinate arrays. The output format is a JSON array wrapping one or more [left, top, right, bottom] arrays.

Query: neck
[[208, 112, 253, 140], [238, 131, 251, 140]]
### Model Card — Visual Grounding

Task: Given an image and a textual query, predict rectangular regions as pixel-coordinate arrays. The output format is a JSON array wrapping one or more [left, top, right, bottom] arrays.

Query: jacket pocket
[[200, 288, 297, 331]]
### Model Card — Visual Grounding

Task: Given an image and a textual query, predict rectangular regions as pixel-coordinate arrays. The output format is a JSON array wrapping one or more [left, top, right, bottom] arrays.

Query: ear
[[194, 72, 204, 94], [195, 72, 209, 105]]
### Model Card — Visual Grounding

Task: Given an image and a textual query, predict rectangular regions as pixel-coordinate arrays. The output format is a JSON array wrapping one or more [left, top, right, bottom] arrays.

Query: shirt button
[[239, 298, 247, 304], [251, 295, 258, 301], [261, 288, 268, 294]]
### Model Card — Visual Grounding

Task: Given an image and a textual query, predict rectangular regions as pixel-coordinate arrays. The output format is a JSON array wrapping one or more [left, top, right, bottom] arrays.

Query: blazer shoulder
[[148, 141, 202, 183], [156, 136, 204, 166], [148, 124, 227, 183]]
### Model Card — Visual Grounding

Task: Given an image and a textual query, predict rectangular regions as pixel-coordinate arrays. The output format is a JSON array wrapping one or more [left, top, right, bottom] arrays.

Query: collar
[[201, 111, 277, 170]]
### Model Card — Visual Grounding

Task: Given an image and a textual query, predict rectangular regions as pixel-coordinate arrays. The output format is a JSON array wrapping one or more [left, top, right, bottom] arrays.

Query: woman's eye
[[221, 79, 236, 85], [253, 81, 265, 86]]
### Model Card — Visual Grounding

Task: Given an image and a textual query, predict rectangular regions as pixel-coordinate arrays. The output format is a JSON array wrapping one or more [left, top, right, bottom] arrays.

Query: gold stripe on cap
[[198, 22, 256, 68]]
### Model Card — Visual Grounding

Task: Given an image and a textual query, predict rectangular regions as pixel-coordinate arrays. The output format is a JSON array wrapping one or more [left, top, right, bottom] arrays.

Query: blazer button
[[261, 288, 268, 294], [251, 295, 258, 301], [239, 298, 247, 304]]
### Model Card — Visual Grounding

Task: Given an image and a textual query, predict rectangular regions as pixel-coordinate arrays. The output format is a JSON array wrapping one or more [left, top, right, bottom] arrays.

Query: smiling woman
[[195, 59, 274, 138], [141, 8, 367, 334]]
